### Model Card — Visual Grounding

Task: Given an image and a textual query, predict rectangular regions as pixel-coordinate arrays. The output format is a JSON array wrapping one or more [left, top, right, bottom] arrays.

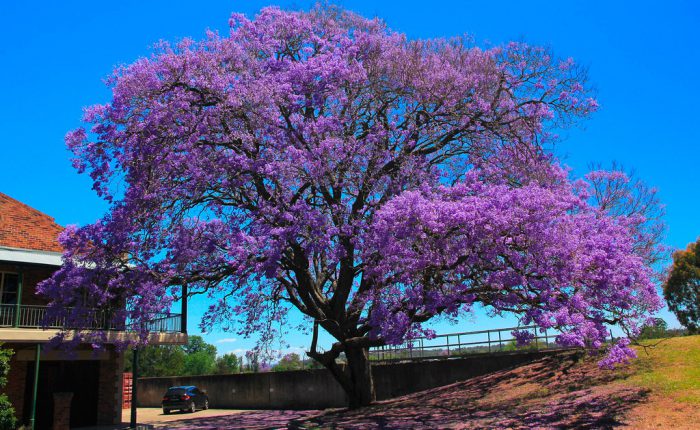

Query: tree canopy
[[215, 352, 242, 374], [664, 238, 700, 334], [40, 6, 663, 406]]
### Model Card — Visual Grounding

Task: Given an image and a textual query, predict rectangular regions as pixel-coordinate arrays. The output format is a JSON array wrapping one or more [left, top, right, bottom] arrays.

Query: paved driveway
[[122, 407, 247, 425], [117, 408, 320, 429]]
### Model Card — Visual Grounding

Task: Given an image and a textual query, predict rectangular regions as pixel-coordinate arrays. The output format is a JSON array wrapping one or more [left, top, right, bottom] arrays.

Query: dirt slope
[[292, 335, 700, 429]]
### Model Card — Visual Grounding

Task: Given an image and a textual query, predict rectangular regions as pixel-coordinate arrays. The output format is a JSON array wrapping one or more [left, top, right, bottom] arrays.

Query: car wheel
[[189, 401, 196, 413], [163, 409, 170, 415], [203, 399, 209, 410]]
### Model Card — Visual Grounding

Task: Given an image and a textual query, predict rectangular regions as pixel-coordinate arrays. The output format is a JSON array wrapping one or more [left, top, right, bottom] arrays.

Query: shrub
[[0, 345, 17, 430]]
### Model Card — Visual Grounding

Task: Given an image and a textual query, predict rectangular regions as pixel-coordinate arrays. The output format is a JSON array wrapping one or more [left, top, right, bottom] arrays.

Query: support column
[[130, 349, 138, 429], [29, 344, 40, 430], [13, 271, 23, 327], [181, 283, 188, 334]]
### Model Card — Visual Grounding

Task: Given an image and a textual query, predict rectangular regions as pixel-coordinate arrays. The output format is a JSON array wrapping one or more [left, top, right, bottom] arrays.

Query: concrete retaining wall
[[138, 368, 348, 409], [137, 349, 568, 409]]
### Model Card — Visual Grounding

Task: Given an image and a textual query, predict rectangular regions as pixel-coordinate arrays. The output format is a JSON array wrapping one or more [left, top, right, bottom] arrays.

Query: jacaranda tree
[[40, 6, 663, 407]]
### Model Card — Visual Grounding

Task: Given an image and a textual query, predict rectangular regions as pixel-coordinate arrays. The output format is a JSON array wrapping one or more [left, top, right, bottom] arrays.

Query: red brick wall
[[19, 267, 55, 306], [97, 348, 125, 425], [0, 193, 64, 253]]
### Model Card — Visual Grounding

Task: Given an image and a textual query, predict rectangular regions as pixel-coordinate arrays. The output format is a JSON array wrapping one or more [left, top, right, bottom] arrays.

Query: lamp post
[[130, 348, 139, 428], [181, 283, 188, 334]]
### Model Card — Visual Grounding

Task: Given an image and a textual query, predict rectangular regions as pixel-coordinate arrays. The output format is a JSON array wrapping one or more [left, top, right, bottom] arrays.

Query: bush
[[0, 346, 17, 430]]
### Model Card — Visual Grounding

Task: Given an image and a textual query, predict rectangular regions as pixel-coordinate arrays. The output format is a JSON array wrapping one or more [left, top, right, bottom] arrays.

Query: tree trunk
[[307, 322, 376, 409], [344, 345, 375, 408]]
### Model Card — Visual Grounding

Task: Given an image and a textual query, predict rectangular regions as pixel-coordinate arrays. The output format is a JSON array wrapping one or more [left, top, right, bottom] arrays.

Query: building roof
[[0, 192, 64, 253]]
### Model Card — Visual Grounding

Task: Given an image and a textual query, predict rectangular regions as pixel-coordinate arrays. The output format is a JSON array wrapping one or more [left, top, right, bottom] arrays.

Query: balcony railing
[[0, 304, 181, 333]]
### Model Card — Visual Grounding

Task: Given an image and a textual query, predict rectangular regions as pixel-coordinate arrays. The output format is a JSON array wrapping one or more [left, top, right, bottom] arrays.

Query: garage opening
[[25, 360, 100, 429]]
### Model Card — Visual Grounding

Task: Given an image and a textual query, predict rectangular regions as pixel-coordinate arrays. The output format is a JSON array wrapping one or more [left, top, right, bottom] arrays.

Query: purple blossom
[[598, 338, 637, 369], [512, 330, 536, 347]]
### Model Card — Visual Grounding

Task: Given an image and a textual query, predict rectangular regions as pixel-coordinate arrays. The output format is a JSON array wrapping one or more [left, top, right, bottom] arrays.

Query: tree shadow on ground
[[149, 352, 649, 429], [293, 351, 649, 429], [149, 410, 319, 429]]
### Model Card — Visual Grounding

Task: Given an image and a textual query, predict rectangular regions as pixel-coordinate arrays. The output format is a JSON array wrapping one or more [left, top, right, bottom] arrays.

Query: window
[[0, 272, 19, 305]]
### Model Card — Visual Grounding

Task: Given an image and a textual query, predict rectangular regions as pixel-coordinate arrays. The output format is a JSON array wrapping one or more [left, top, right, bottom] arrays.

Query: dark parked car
[[162, 386, 209, 414]]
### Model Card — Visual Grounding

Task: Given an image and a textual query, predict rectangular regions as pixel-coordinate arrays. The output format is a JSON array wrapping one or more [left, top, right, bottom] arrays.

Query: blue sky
[[1, 1, 698, 356]]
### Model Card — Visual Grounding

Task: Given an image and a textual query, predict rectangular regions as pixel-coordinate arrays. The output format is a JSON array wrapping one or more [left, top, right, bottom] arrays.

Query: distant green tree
[[125, 335, 219, 376], [183, 336, 218, 357], [502, 339, 538, 352], [638, 318, 669, 340], [245, 350, 260, 373], [664, 239, 700, 334], [182, 336, 217, 375], [125, 345, 186, 377], [272, 353, 305, 372], [183, 351, 216, 375], [0, 346, 17, 430], [215, 353, 240, 374], [305, 358, 324, 370]]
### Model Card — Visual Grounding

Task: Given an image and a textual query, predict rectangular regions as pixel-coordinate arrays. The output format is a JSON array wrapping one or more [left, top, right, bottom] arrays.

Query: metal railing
[[136, 314, 182, 333], [369, 325, 613, 362], [0, 305, 15, 327], [0, 304, 182, 333]]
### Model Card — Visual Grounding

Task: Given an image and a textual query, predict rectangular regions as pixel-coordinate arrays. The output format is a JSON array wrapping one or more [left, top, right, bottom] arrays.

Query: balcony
[[0, 304, 186, 344]]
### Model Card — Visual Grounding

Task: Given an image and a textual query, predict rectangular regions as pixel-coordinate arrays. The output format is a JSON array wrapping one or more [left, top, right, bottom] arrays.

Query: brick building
[[0, 192, 186, 429]]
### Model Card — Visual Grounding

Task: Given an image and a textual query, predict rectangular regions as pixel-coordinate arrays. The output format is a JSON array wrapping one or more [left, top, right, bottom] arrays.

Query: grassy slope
[[628, 335, 700, 403], [621, 335, 700, 428]]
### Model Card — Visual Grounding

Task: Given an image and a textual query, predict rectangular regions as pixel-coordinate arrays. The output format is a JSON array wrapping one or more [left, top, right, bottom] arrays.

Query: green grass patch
[[627, 335, 700, 404]]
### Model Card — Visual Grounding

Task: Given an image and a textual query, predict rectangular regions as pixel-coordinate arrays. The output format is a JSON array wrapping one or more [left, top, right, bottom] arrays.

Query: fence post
[[534, 327, 539, 349], [13, 272, 23, 327], [487, 331, 491, 353]]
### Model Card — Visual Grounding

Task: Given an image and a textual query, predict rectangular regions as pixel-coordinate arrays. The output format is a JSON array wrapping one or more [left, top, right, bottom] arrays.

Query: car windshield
[[165, 388, 187, 396]]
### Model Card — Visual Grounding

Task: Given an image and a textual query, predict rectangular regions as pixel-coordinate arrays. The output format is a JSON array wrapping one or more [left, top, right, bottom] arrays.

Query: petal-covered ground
[[140, 336, 699, 429], [291, 352, 646, 429]]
